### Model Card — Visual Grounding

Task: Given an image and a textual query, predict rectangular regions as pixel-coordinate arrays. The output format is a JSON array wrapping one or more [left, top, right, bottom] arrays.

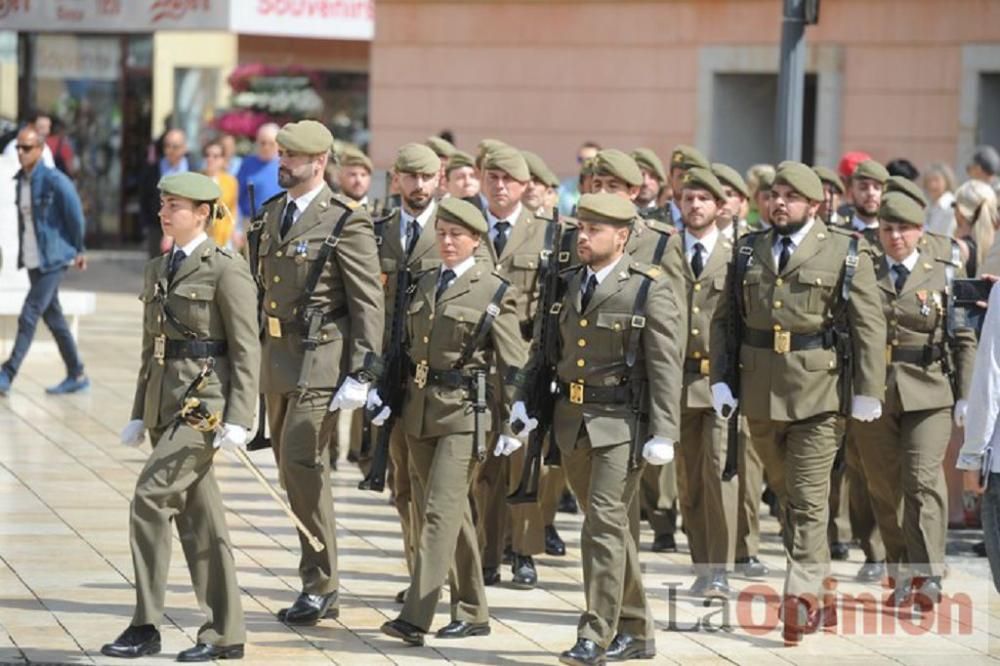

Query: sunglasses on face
[[15, 144, 38, 152]]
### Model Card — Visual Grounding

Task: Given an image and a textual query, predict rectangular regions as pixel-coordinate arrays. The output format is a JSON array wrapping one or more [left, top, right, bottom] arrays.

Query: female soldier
[[101, 172, 260, 661], [380, 196, 527, 645], [855, 191, 976, 610]]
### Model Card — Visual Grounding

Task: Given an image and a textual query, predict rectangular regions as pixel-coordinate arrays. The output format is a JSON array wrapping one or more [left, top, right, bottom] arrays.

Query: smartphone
[[952, 278, 993, 307]]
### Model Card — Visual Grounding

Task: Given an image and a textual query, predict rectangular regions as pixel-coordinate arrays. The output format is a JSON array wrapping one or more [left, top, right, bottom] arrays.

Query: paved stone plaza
[[0, 257, 998, 665]]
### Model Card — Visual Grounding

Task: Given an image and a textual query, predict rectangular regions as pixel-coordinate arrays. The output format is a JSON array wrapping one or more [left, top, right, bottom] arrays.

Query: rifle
[[722, 241, 751, 480], [358, 259, 414, 492], [244, 183, 271, 452], [829, 236, 861, 472], [509, 212, 565, 504]]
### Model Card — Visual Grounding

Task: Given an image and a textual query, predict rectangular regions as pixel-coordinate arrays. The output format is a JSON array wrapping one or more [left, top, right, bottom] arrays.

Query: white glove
[[954, 399, 969, 427], [493, 434, 523, 457], [509, 401, 538, 439], [851, 395, 882, 422], [213, 423, 248, 451], [328, 376, 369, 412], [367, 388, 391, 427], [710, 382, 738, 419], [120, 419, 145, 447], [642, 436, 675, 465]]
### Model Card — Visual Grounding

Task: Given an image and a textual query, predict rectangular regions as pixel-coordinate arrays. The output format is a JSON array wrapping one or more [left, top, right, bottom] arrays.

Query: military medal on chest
[[916, 290, 931, 317], [295, 240, 309, 264]]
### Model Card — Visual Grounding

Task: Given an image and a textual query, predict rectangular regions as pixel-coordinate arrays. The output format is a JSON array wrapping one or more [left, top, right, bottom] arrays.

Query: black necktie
[[580, 273, 598, 311], [778, 237, 793, 273], [493, 220, 511, 257], [168, 249, 186, 281], [405, 219, 421, 256], [280, 201, 296, 238], [691, 242, 704, 278], [893, 264, 910, 293], [435, 268, 456, 302]]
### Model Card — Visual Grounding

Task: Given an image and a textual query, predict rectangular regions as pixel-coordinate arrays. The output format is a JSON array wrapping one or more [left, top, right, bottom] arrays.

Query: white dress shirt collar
[[174, 231, 208, 258], [886, 249, 920, 273], [440, 255, 476, 282], [285, 183, 325, 226], [584, 254, 624, 287], [851, 213, 879, 231], [400, 201, 436, 243], [685, 226, 719, 259], [487, 202, 523, 237]]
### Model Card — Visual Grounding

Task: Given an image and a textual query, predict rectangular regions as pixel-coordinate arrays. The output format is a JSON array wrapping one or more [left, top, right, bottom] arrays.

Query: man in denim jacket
[[0, 126, 88, 396]]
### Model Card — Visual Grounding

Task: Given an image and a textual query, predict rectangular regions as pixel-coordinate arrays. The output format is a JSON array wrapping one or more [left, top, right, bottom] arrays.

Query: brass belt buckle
[[773, 330, 791, 354], [414, 361, 429, 389], [569, 381, 585, 405], [886, 345, 893, 365], [699, 359, 710, 376], [267, 316, 282, 338], [153, 335, 166, 361]]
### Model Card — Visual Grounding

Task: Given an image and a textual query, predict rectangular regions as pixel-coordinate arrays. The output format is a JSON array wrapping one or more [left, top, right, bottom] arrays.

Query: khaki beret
[[757, 171, 775, 191], [669, 144, 710, 171], [580, 157, 598, 178], [852, 159, 890, 184], [594, 149, 643, 187], [682, 167, 727, 201], [631, 148, 666, 183], [521, 150, 559, 188], [476, 138, 507, 163], [445, 150, 475, 174], [774, 161, 825, 202], [482, 145, 530, 182], [276, 119, 334, 154], [879, 191, 924, 226], [394, 143, 441, 175], [159, 172, 221, 202], [576, 192, 636, 226], [711, 162, 749, 198], [436, 196, 487, 235], [812, 166, 845, 194], [425, 136, 456, 158], [340, 146, 372, 173], [884, 175, 928, 208]]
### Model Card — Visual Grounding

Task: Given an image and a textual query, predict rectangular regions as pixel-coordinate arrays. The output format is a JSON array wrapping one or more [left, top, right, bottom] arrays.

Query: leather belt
[[744, 327, 828, 354], [408, 361, 479, 390], [267, 305, 348, 337], [556, 380, 631, 406], [164, 339, 228, 359], [889, 345, 944, 365], [684, 357, 710, 375]]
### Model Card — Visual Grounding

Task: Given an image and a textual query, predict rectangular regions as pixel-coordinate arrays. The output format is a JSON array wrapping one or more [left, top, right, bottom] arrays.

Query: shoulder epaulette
[[373, 208, 397, 225], [645, 219, 675, 235], [259, 191, 284, 209], [629, 261, 663, 280], [214, 245, 234, 259], [491, 270, 512, 285]]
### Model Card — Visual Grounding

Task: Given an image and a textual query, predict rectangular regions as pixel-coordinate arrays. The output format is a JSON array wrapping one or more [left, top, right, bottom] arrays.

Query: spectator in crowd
[[954, 179, 999, 278], [1, 111, 55, 169], [45, 116, 77, 179], [220, 133, 242, 177], [923, 162, 957, 237], [886, 158, 919, 181], [557, 140, 600, 215], [967, 145, 1000, 199], [236, 123, 281, 222], [201, 138, 238, 249], [140, 128, 190, 257], [0, 126, 88, 397]]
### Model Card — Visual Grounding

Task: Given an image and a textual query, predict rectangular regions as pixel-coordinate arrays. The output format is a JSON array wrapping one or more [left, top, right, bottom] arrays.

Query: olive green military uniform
[[253, 179, 384, 599], [662, 226, 738, 574], [129, 235, 260, 647], [710, 165, 886, 608], [399, 219, 526, 631], [855, 194, 976, 580]]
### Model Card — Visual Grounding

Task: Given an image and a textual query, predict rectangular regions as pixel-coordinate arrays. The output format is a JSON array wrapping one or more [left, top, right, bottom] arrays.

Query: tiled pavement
[[0, 259, 998, 664]]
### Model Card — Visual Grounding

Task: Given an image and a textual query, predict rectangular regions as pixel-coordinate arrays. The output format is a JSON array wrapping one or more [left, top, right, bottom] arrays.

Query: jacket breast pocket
[[507, 254, 540, 291], [741, 271, 762, 311], [169, 285, 215, 333], [595, 311, 632, 358], [796, 269, 838, 314], [440, 303, 482, 348]]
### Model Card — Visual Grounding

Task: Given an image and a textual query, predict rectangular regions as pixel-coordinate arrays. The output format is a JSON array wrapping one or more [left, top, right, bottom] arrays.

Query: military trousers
[[639, 458, 678, 539], [130, 426, 244, 646], [855, 394, 951, 578], [562, 433, 653, 648], [735, 416, 764, 560], [748, 412, 842, 600], [828, 426, 884, 561], [401, 431, 489, 631], [676, 406, 737, 573], [266, 390, 339, 596]]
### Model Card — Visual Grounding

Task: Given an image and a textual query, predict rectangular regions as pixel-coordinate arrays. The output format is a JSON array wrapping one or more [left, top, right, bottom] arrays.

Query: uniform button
[[321, 333, 328, 341], [577, 339, 587, 347], [613, 322, 621, 331], [774, 300, 783, 309], [276, 251, 283, 257], [773, 324, 782, 331], [190, 292, 197, 298], [428, 314, 434, 320], [422, 336, 429, 343], [273, 275, 281, 283], [815, 278, 823, 285], [693, 351, 702, 359], [775, 277, 783, 286], [828, 360, 835, 368], [891, 339, 899, 346], [580, 319, 588, 327], [269, 301, 277, 309], [577, 359, 586, 368], [692, 306, 700, 314], [691, 328, 700, 336], [694, 283, 702, 291], [890, 318, 898, 325]]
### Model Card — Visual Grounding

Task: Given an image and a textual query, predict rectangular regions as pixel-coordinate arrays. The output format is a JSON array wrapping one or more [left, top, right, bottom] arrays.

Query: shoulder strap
[[651, 229, 670, 265], [302, 207, 353, 302], [832, 235, 859, 319], [626, 274, 653, 368], [154, 282, 200, 340], [558, 224, 577, 267], [453, 281, 510, 369], [733, 234, 756, 321]]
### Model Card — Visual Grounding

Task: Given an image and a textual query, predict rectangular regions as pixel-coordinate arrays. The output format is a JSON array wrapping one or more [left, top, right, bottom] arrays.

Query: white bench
[[0, 288, 97, 357]]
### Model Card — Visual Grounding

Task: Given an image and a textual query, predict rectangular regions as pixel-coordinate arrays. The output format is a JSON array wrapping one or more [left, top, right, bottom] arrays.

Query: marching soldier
[[336, 147, 374, 211], [513, 193, 684, 665], [667, 145, 712, 229], [631, 147, 670, 222], [445, 150, 482, 206], [426, 135, 456, 200], [712, 162, 752, 240], [103, 173, 260, 661], [380, 197, 526, 645], [813, 165, 846, 226], [663, 168, 739, 596], [856, 192, 976, 608], [522, 150, 561, 217], [249, 120, 384, 625], [710, 162, 886, 644]]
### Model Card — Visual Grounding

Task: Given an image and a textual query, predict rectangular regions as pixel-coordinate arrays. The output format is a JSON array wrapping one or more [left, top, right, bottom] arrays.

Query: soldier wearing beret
[[631, 147, 669, 223], [103, 173, 260, 661], [247, 120, 384, 625], [426, 135, 456, 199], [446, 150, 483, 208], [813, 165, 846, 226], [522, 149, 561, 218], [661, 168, 739, 597], [667, 144, 711, 229], [845, 159, 890, 240], [512, 192, 684, 664], [380, 197, 526, 645], [336, 146, 374, 211], [712, 162, 752, 241], [710, 162, 887, 644], [854, 192, 976, 610]]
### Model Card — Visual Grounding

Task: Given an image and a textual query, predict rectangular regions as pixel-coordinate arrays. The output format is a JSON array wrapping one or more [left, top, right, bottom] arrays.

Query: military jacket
[[131, 239, 260, 429], [538, 252, 684, 449], [663, 231, 733, 409], [627, 217, 676, 269], [490, 206, 548, 336], [252, 185, 384, 394], [401, 259, 526, 438], [710, 220, 887, 422], [875, 247, 976, 411]]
